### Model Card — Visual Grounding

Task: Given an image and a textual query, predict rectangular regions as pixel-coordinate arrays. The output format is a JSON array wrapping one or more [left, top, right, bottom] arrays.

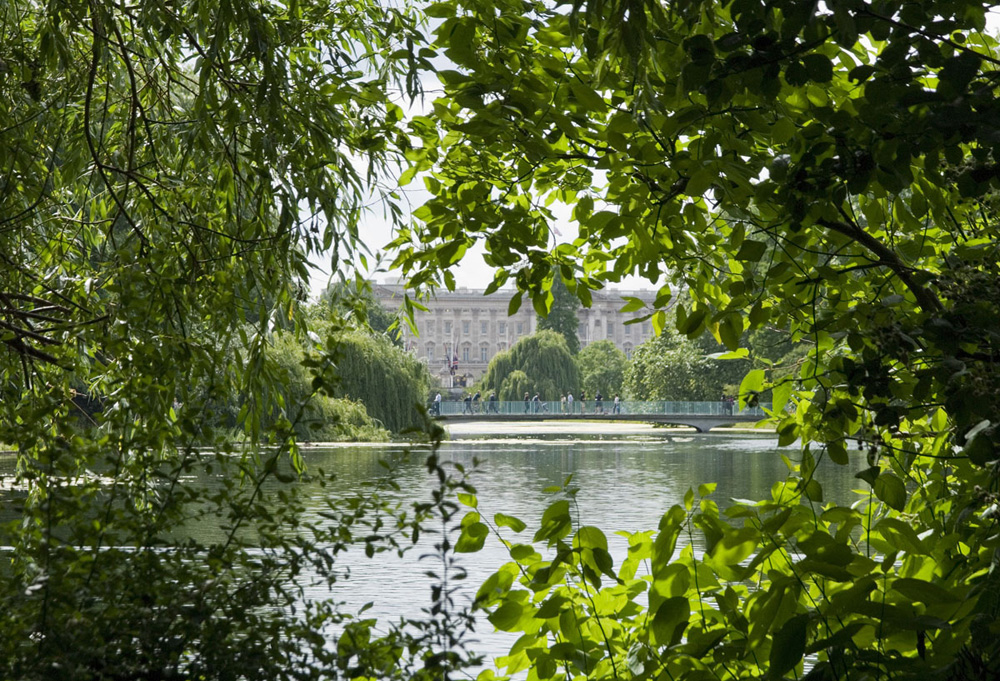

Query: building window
[[481, 321, 488, 335], [426, 344, 434, 360], [516, 322, 523, 334], [462, 346, 470, 362], [607, 322, 614, 338], [625, 322, 631, 336], [444, 321, 452, 335], [498, 322, 506, 335], [625, 347, 632, 360], [463, 320, 470, 335], [480, 346, 488, 362]]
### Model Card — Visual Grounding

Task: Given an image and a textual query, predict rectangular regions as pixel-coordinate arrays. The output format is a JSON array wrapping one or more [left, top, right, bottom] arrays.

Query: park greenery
[[477, 305, 782, 405], [536, 275, 582, 354], [576, 340, 627, 399], [265, 332, 392, 442], [0, 0, 471, 677], [480, 329, 581, 400], [392, 0, 1000, 678], [622, 306, 800, 401], [2, 0, 1000, 678]]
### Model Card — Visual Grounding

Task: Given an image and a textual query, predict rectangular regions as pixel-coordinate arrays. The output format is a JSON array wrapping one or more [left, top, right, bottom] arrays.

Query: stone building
[[372, 280, 659, 386]]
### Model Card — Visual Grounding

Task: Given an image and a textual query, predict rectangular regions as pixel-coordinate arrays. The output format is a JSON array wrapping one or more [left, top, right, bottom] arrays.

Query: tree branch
[[817, 218, 942, 312]]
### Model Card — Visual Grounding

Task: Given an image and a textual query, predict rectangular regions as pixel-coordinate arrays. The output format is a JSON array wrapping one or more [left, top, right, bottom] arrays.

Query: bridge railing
[[429, 400, 769, 417]]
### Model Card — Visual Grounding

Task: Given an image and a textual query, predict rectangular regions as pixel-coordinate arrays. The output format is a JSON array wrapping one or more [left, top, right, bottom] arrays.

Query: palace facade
[[372, 281, 659, 386]]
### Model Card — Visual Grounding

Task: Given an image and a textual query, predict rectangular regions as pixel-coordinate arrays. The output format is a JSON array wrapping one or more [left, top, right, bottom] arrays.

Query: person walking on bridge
[[489, 391, 498, 413], [524, 392, 530, 414]]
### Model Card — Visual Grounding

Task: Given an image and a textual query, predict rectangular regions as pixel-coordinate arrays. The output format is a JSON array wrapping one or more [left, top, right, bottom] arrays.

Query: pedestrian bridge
[[433, 400, 768, 433]]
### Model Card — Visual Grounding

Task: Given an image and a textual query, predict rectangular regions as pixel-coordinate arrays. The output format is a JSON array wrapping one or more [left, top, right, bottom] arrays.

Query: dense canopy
[[394, 1, 1000, 679], [3, 0, 1000, 677]]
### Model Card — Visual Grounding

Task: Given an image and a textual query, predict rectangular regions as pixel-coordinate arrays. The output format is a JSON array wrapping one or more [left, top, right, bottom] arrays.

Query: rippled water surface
[[287, 423, 868, 661], [0, 423, 870, 664]]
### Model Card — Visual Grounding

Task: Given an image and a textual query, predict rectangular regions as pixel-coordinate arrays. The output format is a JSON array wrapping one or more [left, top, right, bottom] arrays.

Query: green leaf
[[573, 525, 608, 550], [734, 239, 767, 262], [678, 307, 707, 337], [455, 522, 488, 553], [495, 513, 527, 532], [651, 310, 666, 336], [771, 118, 796, 143], [892, 578, 960, 605], [855, 466, 880, 487], [649, 597, 690, 646], [619, 296, 646, 313], [768, 613, 808, 679], [718, 313, 743, 350], [873, 473, 907, 511], [534, 595, 568, 619], [508, 293, 523, 316], [738, 369, 765, 409], [803, 478, 823, 502], [965, 432, 995, 466], [569, 82, 607, 112], [708, 348, 749, 360], [685, 167, 716, 195], [533, 499, 572, 544], [777, 422, 798, 447], [802, 53, 834, 82], [827, 440, 849, 465], [488, 601, 525, 631], [709, 527, 758, 566], [771, 381, 793, 414]]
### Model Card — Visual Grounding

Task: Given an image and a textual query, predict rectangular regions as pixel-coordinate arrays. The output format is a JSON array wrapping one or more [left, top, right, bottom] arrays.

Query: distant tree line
[[473, 302, 800, 406]]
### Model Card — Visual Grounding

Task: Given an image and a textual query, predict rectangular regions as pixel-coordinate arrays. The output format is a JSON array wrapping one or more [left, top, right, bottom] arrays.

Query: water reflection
[[0, 428, 870, 662], [288, 429, 867, 659]]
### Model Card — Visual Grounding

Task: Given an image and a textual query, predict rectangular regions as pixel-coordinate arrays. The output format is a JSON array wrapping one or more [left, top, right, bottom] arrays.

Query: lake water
[[286, 422, 868, 663], [0, 422, 869, 667]]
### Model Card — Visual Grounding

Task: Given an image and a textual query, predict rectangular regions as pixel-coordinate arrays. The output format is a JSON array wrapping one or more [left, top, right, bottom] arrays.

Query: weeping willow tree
[[481, 330, 579, 401], [265, 333, 390, 442], [499, 370, 531, 403], [318, 330, 432, 434]]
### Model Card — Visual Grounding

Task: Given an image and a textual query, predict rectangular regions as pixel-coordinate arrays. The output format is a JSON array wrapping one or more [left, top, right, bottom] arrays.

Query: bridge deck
[[430, 400, 767, 432]]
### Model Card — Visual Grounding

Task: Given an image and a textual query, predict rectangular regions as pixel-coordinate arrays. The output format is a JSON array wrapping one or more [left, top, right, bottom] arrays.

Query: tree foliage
[[481, 330, 579, 401], [623, 319, 749, 401], [266, 332, 390, 441], [536, 275, 581, 354], [396, 0, 1000, 677], [316, 329, 433, 434], [576, 339, 626, 398], [0, 0, 480, 676], [316, 279, 404, 346]]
